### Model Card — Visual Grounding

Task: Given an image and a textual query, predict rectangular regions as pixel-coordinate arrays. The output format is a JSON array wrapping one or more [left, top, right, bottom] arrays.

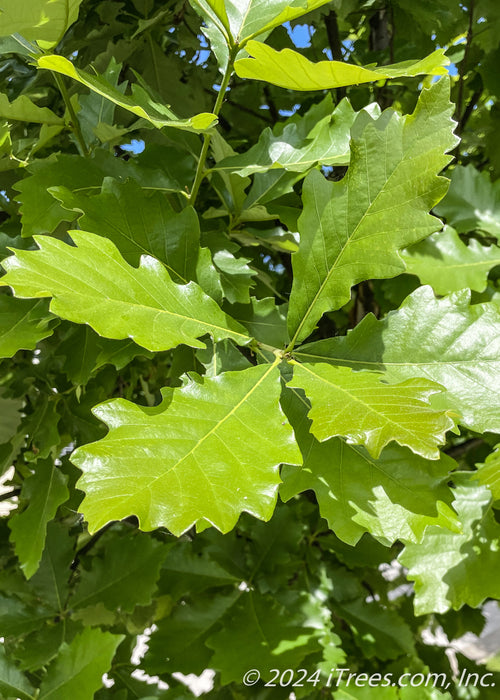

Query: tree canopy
[[0, 1, 500, 698]]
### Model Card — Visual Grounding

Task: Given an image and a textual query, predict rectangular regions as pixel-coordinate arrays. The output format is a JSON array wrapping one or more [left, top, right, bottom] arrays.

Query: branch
[[454, 0, 475, 137], [324, 10, 346, 100]]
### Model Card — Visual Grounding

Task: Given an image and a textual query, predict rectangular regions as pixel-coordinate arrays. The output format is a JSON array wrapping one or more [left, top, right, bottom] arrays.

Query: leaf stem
[[189, 48, 239, 205], [52, 72, 89, 157]]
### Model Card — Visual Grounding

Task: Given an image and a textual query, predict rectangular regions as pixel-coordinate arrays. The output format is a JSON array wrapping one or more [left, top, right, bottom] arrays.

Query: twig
[[454, 0, 475, 137], [324, 10, 346, 100]]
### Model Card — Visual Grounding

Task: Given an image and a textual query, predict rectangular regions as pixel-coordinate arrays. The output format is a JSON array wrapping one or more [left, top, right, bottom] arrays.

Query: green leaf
[[334, 597, 415, 660], [71, 531, 167, 612], [402, 226, 500, 294], [9, 459, 69, 579], [287, 78, 457, 344], [295, 286, 500, 433], [473, 446, 500, 501], [0, 645, 35, 700], [51, 178, 202, 283], [57, 325, 151, 386], [0, 0, 83, 48], [71, 361, 301, 535], [215, 96, 361, 176], [231, 297, 289, 349], [289, 361, 454, 460], [29, 521, 74, 611], [14, 151, 136, 237], [0, 297, 54, 358], [144, 590, 240, 675], [0, 93, 63, 125], [192, 0, 332, 47], [37, 55, 216, 132], [21, 395, 61, 459], [400, 474, 500, 614], [0, 230, 251, 352], [38, 627, 123, 700], [0, 389, 22, 443], [435, 164, 500, 239], [77, 56, 124, 147], [280, 387, 458, 546], [235, 41, 449, 90], [206, 591, 334, 684]]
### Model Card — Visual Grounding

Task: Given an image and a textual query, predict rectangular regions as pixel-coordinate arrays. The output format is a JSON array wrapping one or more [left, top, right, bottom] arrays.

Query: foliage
[[0, 1, 499, 698]]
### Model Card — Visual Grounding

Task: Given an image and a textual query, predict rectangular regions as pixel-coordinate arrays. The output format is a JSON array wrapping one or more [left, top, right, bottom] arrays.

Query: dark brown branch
[[324, 10, 346, 100], [0, 488, 20, 502], [459, 85, 483, 135], [454, 0, 475, 137], [445, 438, 483, 461]]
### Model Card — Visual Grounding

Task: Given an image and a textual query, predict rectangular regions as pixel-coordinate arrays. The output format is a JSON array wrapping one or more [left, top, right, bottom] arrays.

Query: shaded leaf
[[0, 93, 63, 125], [38, 627, 123, 700], [58, 325, 151, 386], [435, 164, 500, 239], [72, 362, 301, 535], [0, 230, 250, 352], [71, 531, 168, 612], [144, 590, 240, 675], [0, 296, 54, 358], [51, 178, 202, 283], [9, 460, 69, 579], [287, 78, 457, 344], [0, 645, 35, 700], [206, 591, 335, 685], [402, 226, 500, 294]]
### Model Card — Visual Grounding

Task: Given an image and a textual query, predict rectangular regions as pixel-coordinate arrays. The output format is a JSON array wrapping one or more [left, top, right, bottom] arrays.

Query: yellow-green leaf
[[37, 55, 216, 132], [72, 362, 301, 535], [235, 41, 449, 90]]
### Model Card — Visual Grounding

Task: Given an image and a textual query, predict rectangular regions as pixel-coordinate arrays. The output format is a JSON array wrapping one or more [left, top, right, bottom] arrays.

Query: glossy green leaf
[[0, 94, 63, 125], [72, 362, 301, 535], [0, 0, 83, 48], [287, 78, 457, 344], [288, 361, 454, 459], [402, 226, 500, 294], [280, 387, 458, 546], [0, 296, 54, 358], [435, 164, 500, 239], [9, 460, 69, 579], [295, 286, 500, 433], [0, 645, 35, 700], [400, 474, 500, 614], [0, 230, 250, 352], [235, 41, 449, 90], [38, 627, 123, 700], [71, 531, 168, 612], [37, 55, 216, 132], [192, 0, 332, 47]]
